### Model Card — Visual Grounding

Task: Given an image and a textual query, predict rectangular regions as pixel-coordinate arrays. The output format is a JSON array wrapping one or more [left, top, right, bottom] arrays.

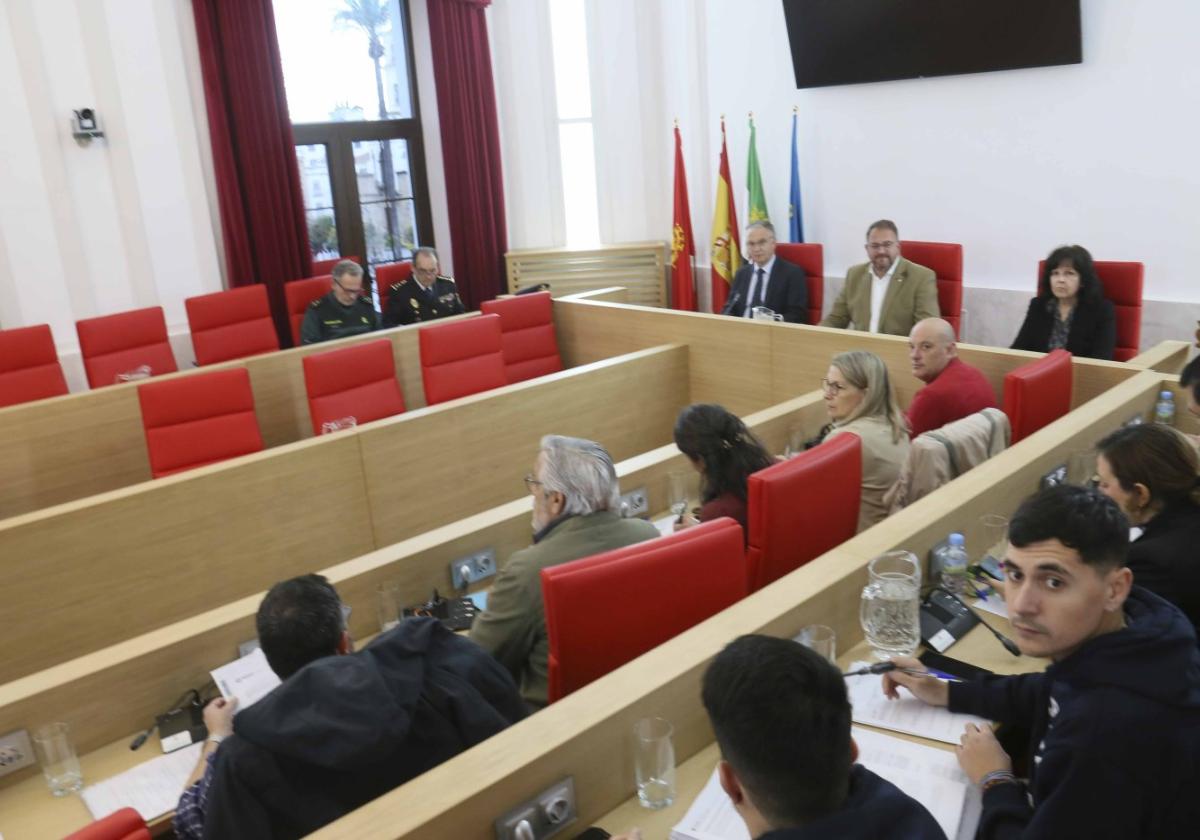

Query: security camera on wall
[[71, 108, 105, 143]]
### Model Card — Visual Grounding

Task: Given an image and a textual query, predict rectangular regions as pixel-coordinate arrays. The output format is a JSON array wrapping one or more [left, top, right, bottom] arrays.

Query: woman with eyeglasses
[[1095, 423, 1200, 628], [821, 350, 910, 532], [672, 403, 774, 538], [1011, 244, 1116, 360]]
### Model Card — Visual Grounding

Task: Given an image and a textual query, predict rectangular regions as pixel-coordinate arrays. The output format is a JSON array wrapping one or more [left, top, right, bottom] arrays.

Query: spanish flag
[[670, 125, 697, 311], [710, 118, 741, 313]]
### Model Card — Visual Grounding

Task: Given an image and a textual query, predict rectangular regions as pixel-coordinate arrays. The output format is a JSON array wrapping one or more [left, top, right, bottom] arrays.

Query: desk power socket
[[0, 729, 36, 778]]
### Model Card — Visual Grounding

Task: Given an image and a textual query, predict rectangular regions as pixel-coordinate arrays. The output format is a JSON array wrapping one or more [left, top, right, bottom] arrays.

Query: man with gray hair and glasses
[[470, 435, 660, 707]]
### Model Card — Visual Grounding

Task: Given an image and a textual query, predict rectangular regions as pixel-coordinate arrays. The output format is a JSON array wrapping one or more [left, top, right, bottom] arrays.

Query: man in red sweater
[[906, 318, 997, 437]]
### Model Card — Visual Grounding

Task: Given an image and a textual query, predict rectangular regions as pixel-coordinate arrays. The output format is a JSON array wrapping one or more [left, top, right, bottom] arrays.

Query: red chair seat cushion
[[76, 307, 178, 389], [1003, 349, 1073, 444], [480, 292, 563, 383], [902, 241, 964, 338], [775, 242, 823, 326], [418, 314, 507, 405], [303, 338, 406, 435], [186, 285, 279, 365], [0, 324, 69, 407]]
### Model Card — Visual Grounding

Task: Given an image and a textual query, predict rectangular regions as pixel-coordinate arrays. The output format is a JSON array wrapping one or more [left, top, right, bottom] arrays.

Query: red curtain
[[192, 0, 312, 345], [426, 0, 508, 309]]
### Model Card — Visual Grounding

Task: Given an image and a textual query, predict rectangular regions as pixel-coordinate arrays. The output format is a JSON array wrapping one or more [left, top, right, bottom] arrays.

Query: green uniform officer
[[300, 260, 380, 345], [383, 247, 466, 327]]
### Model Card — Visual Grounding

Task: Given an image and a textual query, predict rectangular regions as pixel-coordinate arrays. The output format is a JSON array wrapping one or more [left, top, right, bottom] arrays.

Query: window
[[273, 0, 432, 287], [548, 0, 600, 247]]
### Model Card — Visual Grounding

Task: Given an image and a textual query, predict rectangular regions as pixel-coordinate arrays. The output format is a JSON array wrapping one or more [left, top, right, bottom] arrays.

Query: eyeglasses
[[866, 241, 897, 251], [332, 277, 364, 295], [821, 378, 849, 394], [523, 474, 544, 492]]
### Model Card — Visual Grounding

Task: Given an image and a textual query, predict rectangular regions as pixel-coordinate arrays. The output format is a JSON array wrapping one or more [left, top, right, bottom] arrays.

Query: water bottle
[[933, 533, 969, 595], [1154, 391, 1176, 425]]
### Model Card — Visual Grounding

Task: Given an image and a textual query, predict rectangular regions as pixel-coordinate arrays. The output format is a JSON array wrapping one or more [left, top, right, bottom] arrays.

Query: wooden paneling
[[507, 243, 667, 307], [1130, 339, 1192, 374]]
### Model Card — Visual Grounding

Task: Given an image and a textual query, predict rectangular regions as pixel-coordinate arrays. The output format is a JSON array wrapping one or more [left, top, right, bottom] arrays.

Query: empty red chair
[[1003, 349, 1073, 444], [302, 338, 406, 435], [0, 324, 69, 407], [185, 285, 279, 366], [64, 807, 149, 840], [418, 314, 507, 405], [775, 242, 823, 325], [312, 255, 361, 276], [542, 517, 746, 702], [137, 367, 264, 478], [746, 434, 861, 593], [76, 307, 177, 389], [1037, 259, 1143, 362], [375, 261, 414, 289], [904, 241, 964, 337], [284, 276, 333, 345], [480, 292, 563, 383]]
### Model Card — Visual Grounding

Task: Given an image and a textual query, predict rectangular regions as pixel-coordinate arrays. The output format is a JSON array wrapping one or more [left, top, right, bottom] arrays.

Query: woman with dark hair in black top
[[1011, 244, 1116, 360], [1095, 423, 1200, 628]]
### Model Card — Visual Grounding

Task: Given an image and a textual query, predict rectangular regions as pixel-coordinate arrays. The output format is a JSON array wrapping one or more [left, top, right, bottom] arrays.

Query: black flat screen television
[[781, 0, 1082, 89]]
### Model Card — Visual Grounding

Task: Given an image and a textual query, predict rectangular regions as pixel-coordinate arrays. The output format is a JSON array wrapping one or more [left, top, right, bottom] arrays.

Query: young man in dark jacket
[[884, 485, 1200, 838]]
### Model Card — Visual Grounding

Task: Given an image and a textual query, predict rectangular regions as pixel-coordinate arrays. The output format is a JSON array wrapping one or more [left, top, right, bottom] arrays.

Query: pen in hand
[[842, 661, 963, 682]]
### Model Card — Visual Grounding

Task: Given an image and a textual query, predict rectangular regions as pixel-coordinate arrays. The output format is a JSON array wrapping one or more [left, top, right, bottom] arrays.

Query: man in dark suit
[[383, 247, 466, 327], [720, 221, 808, 323]]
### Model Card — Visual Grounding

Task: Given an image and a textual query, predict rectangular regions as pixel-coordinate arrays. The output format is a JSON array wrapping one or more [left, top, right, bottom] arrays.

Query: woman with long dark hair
[[1011, 244, 1116, 359], [672, 403, 774, 535]]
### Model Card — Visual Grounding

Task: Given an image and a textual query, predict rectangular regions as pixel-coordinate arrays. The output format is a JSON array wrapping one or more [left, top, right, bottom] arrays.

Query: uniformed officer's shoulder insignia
[[309, 298, 323, 308], [390, 281, 404, 291]]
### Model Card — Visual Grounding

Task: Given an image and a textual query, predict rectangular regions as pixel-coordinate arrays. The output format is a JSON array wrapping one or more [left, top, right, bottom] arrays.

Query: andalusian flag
[[710, 119, 740, 313], [670, 124, 697, 311], [746, 114, 768, 223], [789, 109, 805, 242]]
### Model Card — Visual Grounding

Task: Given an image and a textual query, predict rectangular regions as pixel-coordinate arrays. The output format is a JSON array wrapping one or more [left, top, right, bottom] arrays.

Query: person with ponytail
[[1095, 423, 1200, 628], [672, 404, 774, 537]]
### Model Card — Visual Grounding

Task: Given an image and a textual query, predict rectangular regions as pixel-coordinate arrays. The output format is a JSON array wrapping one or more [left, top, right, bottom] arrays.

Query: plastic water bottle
[[933, 533, 969, 595], [1154, 391, 1176, 425]]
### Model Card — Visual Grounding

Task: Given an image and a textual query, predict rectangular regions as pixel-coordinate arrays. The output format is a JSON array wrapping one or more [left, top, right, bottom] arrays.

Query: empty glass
[[633, 717, 676, 809], [376, 582, 403, 632], [783, 423, 806, 459], [751, 306, 783, 322], [33, 722, 83, 797], [859, 551, 922, 660], [797, 624, 837, 663], [667, 471, 688, 519], [978, 514, 1009, 565], [320, 416, 358, 435]]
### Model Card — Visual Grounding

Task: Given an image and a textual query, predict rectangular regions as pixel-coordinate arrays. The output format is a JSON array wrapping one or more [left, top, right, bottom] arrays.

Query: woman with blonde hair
[[821, 350, 910, 531]]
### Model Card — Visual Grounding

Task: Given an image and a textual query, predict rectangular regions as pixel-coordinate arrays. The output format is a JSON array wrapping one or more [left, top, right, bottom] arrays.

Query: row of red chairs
[[138, 293, 560, 477]]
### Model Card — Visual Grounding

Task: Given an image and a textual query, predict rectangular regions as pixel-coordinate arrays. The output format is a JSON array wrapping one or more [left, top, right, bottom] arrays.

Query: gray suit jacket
[[819, 257, 939, 336]]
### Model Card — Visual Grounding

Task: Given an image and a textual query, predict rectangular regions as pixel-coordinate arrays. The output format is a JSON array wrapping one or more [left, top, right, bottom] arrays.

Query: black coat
[[384, 275, 466, 327], [1128, 500, 1200, 630], [1010, 296, 1116, 360], [202, 618, 526, 839], [721, 256, 809, 324]]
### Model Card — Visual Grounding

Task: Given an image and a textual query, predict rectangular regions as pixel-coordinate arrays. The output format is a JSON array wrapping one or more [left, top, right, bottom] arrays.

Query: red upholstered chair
[[76, 306, 178, 389], [1037, 259, 1144, 362], [0, 324, 69, 407], [541, 517, 746, 702], [64, 807, 150, 840], [746, 434, 861, 593], [480, 291, 563, 383], [312, 255, 361, 276], [137, 367, 264, 478], [284, 275, 333, 345], [375, 260, 414, 289], [775, 242, 823, 325], [185, 285, 279, 366], [418, 314, 507, 405], [1003, 349, 1073, 444], [903, 241, 963, 337], [302, 338, 405, 435]]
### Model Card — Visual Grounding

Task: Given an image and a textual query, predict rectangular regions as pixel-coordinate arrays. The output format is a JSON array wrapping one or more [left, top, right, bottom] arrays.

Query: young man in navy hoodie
[[885, 484, 1200, 838]]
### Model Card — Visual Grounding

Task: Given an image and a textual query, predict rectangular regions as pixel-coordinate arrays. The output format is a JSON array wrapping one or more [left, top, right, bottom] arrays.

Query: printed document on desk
[[81, 742, 203, 821], [211, 647, 281, 710], [846, 661, 991, 744], [669, 729, 979, 840]]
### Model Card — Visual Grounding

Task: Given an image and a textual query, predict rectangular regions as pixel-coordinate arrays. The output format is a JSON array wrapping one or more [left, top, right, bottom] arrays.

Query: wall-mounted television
[[781, 0, 1082, 89]]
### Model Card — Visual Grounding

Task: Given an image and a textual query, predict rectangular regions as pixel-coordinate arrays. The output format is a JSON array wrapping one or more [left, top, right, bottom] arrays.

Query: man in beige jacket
[[820, 220, 939, 336]]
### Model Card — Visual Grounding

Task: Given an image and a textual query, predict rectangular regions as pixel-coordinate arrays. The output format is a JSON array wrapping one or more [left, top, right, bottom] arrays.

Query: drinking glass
[[797, 624, 837, 663], [978, 514, 1009, 565], [667, 471, 688, 519], [859, 551, 922, 660], [320, 416, 358, 435], [33, 722, 83, 797], [633, 717, 676, 809], [376, 582, 403, 632], [783, 423, 806, 459], [1067, 449, 1098, 488]]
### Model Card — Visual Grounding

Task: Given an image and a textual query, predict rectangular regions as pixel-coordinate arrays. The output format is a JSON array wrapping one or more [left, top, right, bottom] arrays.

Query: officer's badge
[[410, 298, 419, 309]]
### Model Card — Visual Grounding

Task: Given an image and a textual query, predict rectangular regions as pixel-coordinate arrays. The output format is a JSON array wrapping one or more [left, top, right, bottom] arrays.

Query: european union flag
[[788, 112, 804, 243]]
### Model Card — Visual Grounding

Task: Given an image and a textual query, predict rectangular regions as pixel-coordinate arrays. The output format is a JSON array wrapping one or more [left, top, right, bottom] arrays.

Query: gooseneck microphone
[[936, 586, 1022, 656]]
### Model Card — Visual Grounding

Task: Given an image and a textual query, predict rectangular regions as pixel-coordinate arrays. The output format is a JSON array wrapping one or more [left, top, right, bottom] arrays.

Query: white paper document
[[210, 647, 281, 710], [81, 741, 203, 822], [653, 513, 679, 537], [846, 661, 991, 745], [972, 596, 1009, 619], [669, 768, 750, 840]]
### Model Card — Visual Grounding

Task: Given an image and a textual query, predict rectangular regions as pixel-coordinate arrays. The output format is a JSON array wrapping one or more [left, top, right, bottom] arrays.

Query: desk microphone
[[130, 687, 201, 751], [935, 587, 1022, 657]]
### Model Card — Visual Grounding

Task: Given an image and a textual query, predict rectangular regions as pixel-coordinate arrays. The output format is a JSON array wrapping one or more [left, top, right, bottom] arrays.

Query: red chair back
[[775, 242, 823, 325], [63, 807, 150, 840], [76, 306, 178, 389], [1037, 259, 1143, 362], [137, 367, 264, 478], [302, 338, 406, 435], [185, 285, 279, 366], [480, 292, 563, 383], [1003, 349, 1073, 444], [418, 314, 507, 405], [542, 517, 746, 702], [0, 324, 69, 407], [746, 434, 861, 592], [903, 241, 963, 337], [375, 261, 415, 289], [284, 276, 333, 345], [312, 255, 361, 276]]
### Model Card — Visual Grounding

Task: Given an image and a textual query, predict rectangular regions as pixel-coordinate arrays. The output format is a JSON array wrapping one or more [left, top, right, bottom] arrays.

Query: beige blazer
[[820, 257, 939, 336], [826, 415, 910, 533]]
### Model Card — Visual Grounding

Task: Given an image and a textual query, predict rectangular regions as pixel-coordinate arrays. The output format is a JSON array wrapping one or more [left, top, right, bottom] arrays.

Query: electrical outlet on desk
[[0, 729, 35, 778], [619, 486, 649, 518]]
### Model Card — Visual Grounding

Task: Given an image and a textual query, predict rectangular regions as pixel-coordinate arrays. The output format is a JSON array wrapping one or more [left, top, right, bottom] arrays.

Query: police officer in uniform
[[300, 260, 380, 345], [384, 247, 466, 327]]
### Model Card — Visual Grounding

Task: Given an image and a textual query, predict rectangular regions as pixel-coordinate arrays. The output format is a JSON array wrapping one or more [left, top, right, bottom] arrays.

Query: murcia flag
[[670, 124, 697, 311]]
